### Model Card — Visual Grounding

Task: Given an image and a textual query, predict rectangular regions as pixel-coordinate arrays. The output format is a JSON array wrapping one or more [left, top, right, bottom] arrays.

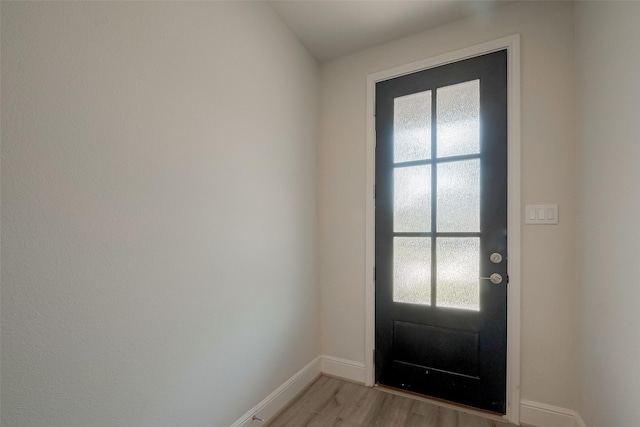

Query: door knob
[[490, 253, 503, 264], [480, 273, 503, 285]]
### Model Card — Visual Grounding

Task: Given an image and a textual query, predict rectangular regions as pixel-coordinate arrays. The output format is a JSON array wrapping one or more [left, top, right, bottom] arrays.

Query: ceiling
[[269, 1, 514, 62]]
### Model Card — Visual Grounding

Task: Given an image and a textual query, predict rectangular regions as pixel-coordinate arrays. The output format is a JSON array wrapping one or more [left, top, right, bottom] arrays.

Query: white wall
[[575, 3, 640, 426], [0, 2, 319, 426], [318, 1, 576, 409]]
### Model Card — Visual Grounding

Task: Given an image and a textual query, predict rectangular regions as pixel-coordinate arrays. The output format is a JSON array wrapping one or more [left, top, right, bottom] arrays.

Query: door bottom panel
[[393, 321, 480, 377]]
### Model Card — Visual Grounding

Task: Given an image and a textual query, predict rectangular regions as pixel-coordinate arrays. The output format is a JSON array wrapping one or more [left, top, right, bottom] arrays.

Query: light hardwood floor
[[267, 376, 517, 427]]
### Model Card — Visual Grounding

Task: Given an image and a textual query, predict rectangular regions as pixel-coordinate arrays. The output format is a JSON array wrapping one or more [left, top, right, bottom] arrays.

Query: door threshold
[[374, 384, 510, 424]]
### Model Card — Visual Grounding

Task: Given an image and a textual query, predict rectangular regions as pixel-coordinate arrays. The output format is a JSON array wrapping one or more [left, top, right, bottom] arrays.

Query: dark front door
[[375, 50, 508, 413]]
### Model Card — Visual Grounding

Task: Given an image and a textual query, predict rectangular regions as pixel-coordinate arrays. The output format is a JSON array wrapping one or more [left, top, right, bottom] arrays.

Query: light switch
[[546, 208, 555, 220], [525, 204, 558, 224]]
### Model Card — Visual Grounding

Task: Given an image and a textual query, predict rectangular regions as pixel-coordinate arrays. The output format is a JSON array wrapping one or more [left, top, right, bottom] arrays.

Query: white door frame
[[364, 35, 521, 425]]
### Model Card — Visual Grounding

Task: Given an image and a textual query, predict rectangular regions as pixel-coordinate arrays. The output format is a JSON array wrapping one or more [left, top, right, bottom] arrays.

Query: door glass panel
[[436, 238, 480, 311], [437, 80, 480, 158], [394, 237, 431, 305], [394, 91, 432, 163], [437, 159, 480, 232], [394, 165, 431, 232]]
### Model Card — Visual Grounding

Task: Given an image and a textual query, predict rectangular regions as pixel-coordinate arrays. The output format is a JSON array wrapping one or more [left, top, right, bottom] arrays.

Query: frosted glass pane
[[437, 80, 480, 158], [394, 166, 431, 232], [436, 238, 480, 311], [437, 160, 480, 232], [394, 237, 431, 305], [394, 91, 432, 163]]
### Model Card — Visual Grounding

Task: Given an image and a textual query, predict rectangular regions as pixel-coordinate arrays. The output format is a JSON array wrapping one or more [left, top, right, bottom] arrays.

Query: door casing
[[364, 35, 521, 424]]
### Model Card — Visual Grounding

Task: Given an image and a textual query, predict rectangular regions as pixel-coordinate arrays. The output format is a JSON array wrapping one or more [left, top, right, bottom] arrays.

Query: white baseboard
[[318, 356, 586, 427], [229, 355, 587, 427], [229, 355, 365, 427], [320, 355, 366, 384], [229, 357, 321, 427], [520, 400, 577, 427]]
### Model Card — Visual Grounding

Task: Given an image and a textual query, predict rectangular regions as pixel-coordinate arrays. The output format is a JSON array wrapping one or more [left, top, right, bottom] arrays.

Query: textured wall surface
[[575, 2, 640, 426], [1, 2, 319, 426], [9, 2, 640, 426], [318, 1, 577, 409]]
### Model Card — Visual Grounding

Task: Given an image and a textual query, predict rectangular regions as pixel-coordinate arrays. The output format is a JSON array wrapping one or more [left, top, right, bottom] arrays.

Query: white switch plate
[[525, 204, 558, 224]]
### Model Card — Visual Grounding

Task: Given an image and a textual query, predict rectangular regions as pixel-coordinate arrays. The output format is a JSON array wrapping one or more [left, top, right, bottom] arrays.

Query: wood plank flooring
[[267, 376, 517, 427]]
